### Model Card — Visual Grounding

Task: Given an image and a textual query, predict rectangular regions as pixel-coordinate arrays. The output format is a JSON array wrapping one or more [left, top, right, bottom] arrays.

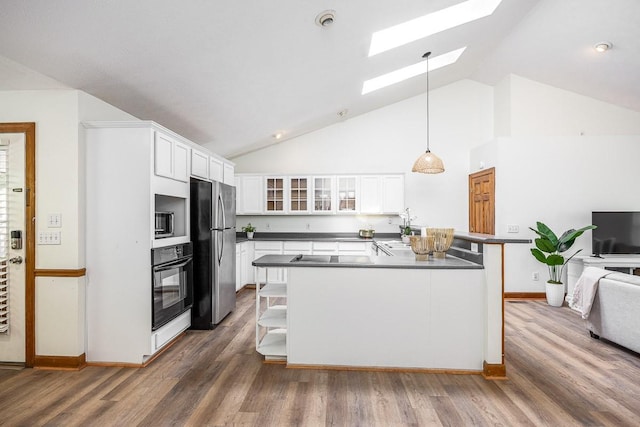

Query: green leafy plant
[[402, 225, 412, 236], [529, 221, 596, 284], [241, 223, 256, 233]]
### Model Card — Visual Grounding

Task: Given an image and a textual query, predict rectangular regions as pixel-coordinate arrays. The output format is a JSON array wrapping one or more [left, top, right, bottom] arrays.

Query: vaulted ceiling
[[0, 0, 638, 158]]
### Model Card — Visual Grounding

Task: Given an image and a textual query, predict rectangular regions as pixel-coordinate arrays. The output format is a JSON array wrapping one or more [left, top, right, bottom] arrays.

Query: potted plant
[[399, 208, 416, 243], [529, 221, 596, 307], [242, 223, 256, 239]]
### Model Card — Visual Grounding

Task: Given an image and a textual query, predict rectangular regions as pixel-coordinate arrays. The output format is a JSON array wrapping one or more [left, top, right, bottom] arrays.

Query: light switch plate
[[47, 213, 62, 228], [507, 224, 519, 233], [38, 231, 61, 245]]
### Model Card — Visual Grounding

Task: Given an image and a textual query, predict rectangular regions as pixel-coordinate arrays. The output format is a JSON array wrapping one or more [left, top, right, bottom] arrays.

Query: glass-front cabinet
[[337, 176, 358, 213], [289, 177, 309, 213], [312, 176, 334, 213], [265, 177, 285, 213]]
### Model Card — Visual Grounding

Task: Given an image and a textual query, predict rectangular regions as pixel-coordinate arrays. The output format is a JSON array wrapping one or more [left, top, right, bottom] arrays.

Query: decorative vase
[[401, 235, 410, 244], [545, 282, 565, 307], [247, 231, 254, 239]]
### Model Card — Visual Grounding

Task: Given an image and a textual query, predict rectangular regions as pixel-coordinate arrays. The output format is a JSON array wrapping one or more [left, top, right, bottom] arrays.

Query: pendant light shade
[[412, 150, 444, 173], [412, 51, 444, 174]]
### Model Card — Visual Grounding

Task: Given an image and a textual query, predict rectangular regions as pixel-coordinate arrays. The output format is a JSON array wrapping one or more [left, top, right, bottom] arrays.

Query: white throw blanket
[[569, 267, 611, 319]]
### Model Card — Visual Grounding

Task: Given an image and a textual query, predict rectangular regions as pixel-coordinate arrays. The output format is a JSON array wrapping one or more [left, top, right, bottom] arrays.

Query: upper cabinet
[[236, 173, 404, 215], [209, 157, 224, 182], [237, 175, 264, 214], [154, 132, 190, 182], [190, 147, 235, 185], [360, 175, 405, 214], [289, 177, 309, 213], [191, 148, 209, 179]]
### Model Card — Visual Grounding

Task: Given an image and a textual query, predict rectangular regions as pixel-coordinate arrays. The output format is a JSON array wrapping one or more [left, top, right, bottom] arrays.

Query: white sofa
[[587, 272, 640, 354]]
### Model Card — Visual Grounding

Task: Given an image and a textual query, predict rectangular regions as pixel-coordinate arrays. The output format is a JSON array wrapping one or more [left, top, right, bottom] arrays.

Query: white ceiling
[[0, 0, 638, 158]]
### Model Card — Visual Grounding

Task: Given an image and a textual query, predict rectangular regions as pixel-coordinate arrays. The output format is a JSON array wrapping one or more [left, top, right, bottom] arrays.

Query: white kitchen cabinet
[[191, 148, 209, 179], [85, 123, 191, 364], [359, 175, 405, 214], [154, 131, 189, 182], [312, 176, 334, 213], [265, 176, 286, 213], [337, 241, 369, 255], [236, 241, 252, 290], [381, 175, 405, 213], [237, 173, 404, 216], [360, 175, 383, 213], [209, 157, 223, 182], [336, 176, 358, 213], [288, 176, 310, 214], [312, 241, 339, 255], [237, 175, 263, 214], [283, 241, 313, 255], [223, 163, 235, 186]]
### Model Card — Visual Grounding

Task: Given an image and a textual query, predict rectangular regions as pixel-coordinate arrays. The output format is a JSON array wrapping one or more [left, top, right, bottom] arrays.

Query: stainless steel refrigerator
[[190, 177, 236, 329]]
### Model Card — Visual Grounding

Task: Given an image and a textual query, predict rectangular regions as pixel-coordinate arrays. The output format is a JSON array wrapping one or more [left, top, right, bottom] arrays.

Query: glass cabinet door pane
[[314, 177, 332, 212], [337, 177, 357, 212], [266, 178, 284, 212]]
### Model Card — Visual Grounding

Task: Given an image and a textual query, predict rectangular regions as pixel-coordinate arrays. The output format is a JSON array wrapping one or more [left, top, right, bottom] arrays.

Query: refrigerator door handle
[[218, 194, 226, 230], [217, 230, 224, 265]]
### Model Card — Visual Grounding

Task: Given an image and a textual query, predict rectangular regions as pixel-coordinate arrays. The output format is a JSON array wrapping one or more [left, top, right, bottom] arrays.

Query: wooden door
[[469, 168, 495, 235]]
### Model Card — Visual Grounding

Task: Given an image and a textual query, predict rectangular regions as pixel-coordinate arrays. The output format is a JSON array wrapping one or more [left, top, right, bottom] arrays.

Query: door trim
[[0, 123, 36, 368]]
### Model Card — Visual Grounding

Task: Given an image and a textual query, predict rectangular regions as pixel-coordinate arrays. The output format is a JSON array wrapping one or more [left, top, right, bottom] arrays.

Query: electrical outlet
[[507, 224, 519, 233], [266, 223, 271, 230], [388, 218, 392, 224], [532, 272, 539, 281], [306, 223, 311, 230]]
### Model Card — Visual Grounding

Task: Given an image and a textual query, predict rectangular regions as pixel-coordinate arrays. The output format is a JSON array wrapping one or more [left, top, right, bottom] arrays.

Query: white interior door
[[0, 133, 26, 363]]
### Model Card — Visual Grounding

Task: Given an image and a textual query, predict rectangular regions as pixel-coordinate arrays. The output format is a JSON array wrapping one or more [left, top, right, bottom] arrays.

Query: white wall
[[472, 75, 640, 292], [233, 79, 494, 234], [0, 89, 139, 357]]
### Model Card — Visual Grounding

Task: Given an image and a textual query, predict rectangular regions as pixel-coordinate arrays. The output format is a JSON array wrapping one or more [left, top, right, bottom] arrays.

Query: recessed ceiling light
[[315, 10, 336, 27], [337, 109, 348, 118], [362, 48, 466, 95], [368, 0, 502, 56], [273, 132, 283, 140], [594, 41, 612, 52]]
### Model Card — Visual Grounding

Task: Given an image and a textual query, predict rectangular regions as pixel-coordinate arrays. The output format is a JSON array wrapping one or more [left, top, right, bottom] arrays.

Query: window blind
[[0, 146, 9, 334]]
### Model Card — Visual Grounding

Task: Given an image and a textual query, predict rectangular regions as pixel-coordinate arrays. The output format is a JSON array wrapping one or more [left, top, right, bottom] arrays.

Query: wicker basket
[[410, 236, 434, 261], [428, 228, 454, 258]]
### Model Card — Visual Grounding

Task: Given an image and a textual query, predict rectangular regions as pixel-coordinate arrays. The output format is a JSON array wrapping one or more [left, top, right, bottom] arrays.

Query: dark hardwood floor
[[2, 291, 640, 426]]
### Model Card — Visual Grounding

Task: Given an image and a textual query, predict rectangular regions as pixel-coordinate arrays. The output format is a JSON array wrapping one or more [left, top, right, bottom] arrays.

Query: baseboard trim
[[482, 361, 507, 380], [86, 332, 185, 368], [504, 292, 545, 300], [286, 363, 482, 376], [34, 353, 87, 370]]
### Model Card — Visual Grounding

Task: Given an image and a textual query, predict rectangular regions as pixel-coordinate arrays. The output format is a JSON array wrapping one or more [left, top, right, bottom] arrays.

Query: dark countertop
[[236, 232, 398, 243], [236, 231, 530, 245], [252, 254, 483, 270]]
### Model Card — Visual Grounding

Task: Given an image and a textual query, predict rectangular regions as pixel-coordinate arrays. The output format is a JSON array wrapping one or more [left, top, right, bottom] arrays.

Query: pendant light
[[412, 51, 445, 174]]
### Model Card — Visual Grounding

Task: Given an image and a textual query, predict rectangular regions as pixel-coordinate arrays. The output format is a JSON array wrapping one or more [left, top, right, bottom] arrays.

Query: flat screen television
[[592, 211, 640, 256]]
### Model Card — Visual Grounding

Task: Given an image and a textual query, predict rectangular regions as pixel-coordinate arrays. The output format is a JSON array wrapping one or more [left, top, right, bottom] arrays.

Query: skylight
[[368, 0, 502, 56], [361, 47, 466, 95]]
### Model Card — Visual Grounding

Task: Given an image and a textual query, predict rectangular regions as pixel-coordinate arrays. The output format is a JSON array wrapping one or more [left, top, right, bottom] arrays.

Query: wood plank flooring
[[2, 291, 640, 426]]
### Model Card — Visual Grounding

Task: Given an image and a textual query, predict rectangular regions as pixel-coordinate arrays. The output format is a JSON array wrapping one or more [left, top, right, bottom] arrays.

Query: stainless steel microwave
[[155, 211, 174, 238]]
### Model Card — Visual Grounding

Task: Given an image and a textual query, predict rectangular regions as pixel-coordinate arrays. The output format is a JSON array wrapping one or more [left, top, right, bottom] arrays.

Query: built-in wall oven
[[151, 242, 193, 330]]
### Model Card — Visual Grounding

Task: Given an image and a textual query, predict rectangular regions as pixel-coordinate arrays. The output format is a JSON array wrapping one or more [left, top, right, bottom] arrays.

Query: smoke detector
[[315, 10, 336, 27]]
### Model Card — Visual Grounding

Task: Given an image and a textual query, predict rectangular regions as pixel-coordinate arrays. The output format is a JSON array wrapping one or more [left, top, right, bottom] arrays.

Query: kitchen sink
[[290, 255, 372, 264]]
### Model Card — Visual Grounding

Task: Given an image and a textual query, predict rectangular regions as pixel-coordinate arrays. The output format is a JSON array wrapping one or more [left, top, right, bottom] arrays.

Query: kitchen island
[[252, 233, 529, 379]]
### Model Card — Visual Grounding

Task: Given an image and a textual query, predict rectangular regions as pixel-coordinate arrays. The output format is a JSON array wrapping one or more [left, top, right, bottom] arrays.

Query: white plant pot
[[545, 282, 565, 307], [247, 231, 254, 239]]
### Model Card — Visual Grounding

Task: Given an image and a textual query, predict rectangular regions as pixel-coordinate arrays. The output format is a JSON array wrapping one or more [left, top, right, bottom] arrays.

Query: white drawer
[[254, 241, 283, 251], [312, 241, 338, 251], [284, 241, 313, 251], [338, 242, 367, 252]]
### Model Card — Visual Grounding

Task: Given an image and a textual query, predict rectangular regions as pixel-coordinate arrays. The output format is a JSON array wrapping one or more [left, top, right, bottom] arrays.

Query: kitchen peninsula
[[251, 233, 529, 379]]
